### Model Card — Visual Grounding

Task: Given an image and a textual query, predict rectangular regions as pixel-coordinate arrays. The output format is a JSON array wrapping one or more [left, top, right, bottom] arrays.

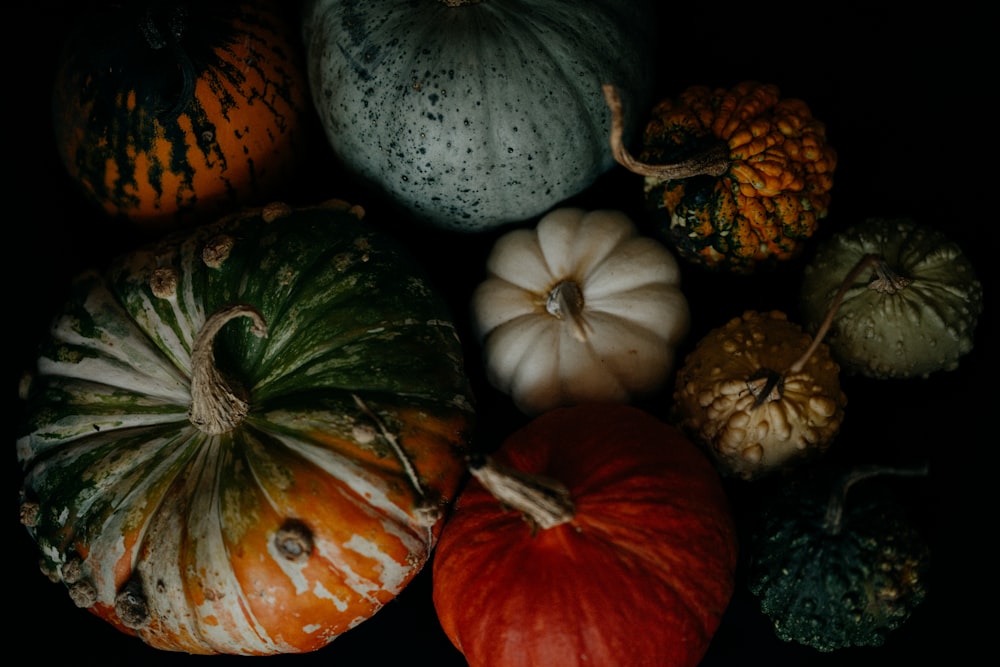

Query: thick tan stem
[[188, 304, 267, 435], [602, 83, 730, 180], [468, 455, 575, 531], [546, 280, 591, 343]]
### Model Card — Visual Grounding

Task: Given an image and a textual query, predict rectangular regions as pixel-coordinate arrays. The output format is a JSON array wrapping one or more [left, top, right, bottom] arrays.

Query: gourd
[[52, 0, 311, 232], [16, 200, 475, 655], [799, 216, 983, 379], [432, 403, 738, 667], [671, 310, 846, 480], [301, 0, 656, 233], [747, 464, 930, 651], [604, 81, 837, 273], [470, 207, 690, 416]]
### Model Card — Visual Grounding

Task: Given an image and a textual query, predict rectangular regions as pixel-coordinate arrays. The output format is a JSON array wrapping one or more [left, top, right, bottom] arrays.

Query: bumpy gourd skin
[[641, 81, 836, 273], [747, 468, 930, 652], [799, 217, 983, 379], [671, 311, 846, 480]]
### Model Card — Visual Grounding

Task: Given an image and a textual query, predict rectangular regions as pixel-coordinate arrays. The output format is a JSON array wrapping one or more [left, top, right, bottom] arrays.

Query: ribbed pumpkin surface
[[432, 403, 737, 667], [17, 201, 475, 655]]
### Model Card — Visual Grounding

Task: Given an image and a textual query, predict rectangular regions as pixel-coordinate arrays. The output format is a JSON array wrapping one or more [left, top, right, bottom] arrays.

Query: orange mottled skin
[[641, 81, 837, 273]]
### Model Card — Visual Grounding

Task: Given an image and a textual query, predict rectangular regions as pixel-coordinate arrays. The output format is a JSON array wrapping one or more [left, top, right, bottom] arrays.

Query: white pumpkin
[[301, 0, 656, 232], [471, 207, 690, 415]]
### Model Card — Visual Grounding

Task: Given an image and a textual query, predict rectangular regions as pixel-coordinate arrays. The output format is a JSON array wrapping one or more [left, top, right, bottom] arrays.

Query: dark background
[[9, 3, 991, 665]]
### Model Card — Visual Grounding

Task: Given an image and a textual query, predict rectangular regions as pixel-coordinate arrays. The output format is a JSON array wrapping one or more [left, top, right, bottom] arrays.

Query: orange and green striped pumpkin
[[52, 0, 311, 232], [17, 200, 475, 654]]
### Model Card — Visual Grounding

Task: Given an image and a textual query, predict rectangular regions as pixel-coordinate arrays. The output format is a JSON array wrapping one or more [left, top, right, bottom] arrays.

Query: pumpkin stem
[[822, 463, 929, 535], [467, 454, 575, 531], [352, 394, 442, 528], [188, 303, 267, 435], [868, 257, 912, 294], [787, 254, 882, 374], [746, 367, 784, 408], [546, 280, 592, 343], [602, 84, 730, 180]]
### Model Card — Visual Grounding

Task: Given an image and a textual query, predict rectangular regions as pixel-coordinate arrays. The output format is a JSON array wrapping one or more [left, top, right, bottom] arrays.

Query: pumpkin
[[432, 403, 738, 667], [671, 310, 846, 480], [799, 216, 983, 379], [470, 207, 690, 416], [604, 81, 837, 273], [16, 200, 475, 655], [747, 464, 931, 651], [52, 0, 312, 232], [301, 0, 657, 233]]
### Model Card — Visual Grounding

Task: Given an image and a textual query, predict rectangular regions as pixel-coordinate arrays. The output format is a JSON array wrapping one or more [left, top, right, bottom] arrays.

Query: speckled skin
[[302, 0, 655, 232], [747, 467, 930, 652]]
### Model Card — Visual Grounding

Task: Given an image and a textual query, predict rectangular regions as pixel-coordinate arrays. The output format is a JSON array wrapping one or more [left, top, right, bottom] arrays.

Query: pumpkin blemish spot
[[275, 518, 314, 562], [150, 267, 179, 298], [114, 576, 149, 629], [202, 234, 236, 268]]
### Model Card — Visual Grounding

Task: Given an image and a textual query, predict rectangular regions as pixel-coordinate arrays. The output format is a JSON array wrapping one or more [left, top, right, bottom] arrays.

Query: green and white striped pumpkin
[[16, 200, 475, 655]]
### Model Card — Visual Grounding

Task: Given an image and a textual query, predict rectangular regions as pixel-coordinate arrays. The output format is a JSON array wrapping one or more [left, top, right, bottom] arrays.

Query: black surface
[[10, 3, 991, 665]]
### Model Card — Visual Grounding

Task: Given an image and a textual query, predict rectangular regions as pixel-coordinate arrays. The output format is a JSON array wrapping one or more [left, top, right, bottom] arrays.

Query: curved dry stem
[[787, 254, 882, 374], [822, 463, 929, 535], [602, 83, 730, 180], [188, 303, 267, 435]]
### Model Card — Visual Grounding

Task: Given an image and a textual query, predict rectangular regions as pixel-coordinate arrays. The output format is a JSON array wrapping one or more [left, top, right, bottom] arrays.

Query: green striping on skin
[[17, 203, 475, 652], [52, 1, 309, 230], [55, 5, 246, 206]]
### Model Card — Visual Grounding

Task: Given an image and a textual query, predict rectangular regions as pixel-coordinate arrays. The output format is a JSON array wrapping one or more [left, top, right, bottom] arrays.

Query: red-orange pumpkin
[[51, 0, 311, 232], [431, 403, 738, 667]]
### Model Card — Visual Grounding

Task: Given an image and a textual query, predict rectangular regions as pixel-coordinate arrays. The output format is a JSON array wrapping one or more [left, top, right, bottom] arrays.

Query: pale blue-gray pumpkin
[[301, 0, 656, 232], [16, 200, 475, 655]]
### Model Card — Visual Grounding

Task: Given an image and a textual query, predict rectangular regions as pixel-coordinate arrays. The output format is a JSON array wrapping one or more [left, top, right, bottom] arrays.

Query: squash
[[52, 0, 312, 232], [470, 207, 690, 416], [604, 81, 837, 273], [16, 200, 475, 655], [671, 310, 846, 480], [432, 403, 738, 667], [747, 464, 930, 651], [301, 0, 656, 232], [799, 216, 983, 379]]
